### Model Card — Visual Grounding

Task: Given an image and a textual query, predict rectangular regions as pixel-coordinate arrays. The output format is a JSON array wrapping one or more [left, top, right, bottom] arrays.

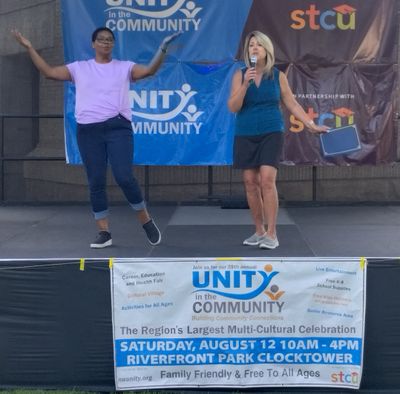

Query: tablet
[[320, 125, 361, 157]]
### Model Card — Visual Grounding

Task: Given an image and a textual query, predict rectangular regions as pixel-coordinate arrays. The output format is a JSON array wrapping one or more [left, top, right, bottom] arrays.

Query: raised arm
[[131, 31, 182, 81], [12, 29, 71, 81], [279, 71, 329, 133]]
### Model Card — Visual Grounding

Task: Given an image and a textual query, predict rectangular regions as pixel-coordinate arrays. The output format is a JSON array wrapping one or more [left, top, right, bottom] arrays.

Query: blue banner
[[61, 0, 252, 62], [131, 62, 237, 165], [61, 0, 252, 164]]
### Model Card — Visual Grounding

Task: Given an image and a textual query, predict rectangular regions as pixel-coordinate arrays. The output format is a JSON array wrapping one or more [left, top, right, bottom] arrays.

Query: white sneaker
[[259, 235, 279, 249], [243, 232, 266, 246]]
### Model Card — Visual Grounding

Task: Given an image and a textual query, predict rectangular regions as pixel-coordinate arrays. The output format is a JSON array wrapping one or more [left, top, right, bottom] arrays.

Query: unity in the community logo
[[105, 0, 202, 32]]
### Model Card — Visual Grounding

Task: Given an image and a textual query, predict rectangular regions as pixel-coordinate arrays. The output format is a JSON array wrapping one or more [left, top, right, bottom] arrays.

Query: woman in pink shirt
[[12, 27, 181, 248]]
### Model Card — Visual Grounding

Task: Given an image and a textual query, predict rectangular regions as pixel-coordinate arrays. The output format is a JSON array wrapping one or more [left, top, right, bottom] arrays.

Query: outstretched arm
[[279, 71, 329, 133], [12, 29, 71, 81], [131, 31, 182, 81]]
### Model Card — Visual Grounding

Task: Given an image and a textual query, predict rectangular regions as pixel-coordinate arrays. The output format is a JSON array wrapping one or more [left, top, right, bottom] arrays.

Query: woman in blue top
[[228, 31, 327, 250]]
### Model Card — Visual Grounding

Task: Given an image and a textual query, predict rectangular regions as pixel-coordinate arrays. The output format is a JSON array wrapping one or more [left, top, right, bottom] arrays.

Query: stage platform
[[1, 203, 400, 258], [1, 204, 400, 393]]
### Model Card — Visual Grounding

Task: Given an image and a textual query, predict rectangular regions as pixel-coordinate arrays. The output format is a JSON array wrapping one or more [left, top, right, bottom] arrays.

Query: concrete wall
[[0, 0, 399, 203]]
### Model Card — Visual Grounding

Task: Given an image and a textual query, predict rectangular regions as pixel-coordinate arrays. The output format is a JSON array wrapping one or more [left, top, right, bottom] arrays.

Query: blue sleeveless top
[[234, 67, 284, 136]]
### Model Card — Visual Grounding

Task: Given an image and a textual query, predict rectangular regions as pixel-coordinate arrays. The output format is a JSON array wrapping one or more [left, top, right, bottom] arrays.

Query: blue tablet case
[[320, 125, 361, 157]]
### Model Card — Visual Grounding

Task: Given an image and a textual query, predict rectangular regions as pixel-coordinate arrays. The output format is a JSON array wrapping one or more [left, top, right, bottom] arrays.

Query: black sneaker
[[90, 231, 112, 248], [143, 219, 161, 245]]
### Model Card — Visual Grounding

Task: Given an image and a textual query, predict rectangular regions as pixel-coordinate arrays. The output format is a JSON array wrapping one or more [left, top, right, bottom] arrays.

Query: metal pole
[[207, 166, 213, 201], [312, 165, 317, 202]]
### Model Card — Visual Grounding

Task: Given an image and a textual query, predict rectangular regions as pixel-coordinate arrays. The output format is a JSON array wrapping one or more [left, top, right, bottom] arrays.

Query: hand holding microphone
[[249, 55, 257, 84]]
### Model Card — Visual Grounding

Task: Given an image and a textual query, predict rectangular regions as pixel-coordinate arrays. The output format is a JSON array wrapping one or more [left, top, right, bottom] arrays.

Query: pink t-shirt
[[66, 59, 135, 124]]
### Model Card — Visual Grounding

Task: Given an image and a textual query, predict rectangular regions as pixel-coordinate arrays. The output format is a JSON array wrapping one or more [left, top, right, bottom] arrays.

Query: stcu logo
[[331, 371, 359, 384], [290, 106, 354, 132], [290, 4, 356, 30], [105, 0, 202, 32]]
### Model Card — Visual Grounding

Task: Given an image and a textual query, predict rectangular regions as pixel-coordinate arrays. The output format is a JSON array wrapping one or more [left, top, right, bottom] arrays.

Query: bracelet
[[160, 46, 167, 53]]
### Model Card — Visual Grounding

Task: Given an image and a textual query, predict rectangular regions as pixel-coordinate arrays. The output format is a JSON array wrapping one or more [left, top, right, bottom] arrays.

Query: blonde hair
[[243, 31, 275, 77]]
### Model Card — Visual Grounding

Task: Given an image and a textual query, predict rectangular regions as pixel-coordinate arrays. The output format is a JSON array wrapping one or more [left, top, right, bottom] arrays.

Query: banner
[[127, 62, 236, 165], [111, 258, 366, 390], [61, 0, 251, 164], [239, 0, 398, 165], [61, 0, 398, 165], [281, 63, 397, 165], [61, 0, 252, 63], [238, 0, 398, 64]]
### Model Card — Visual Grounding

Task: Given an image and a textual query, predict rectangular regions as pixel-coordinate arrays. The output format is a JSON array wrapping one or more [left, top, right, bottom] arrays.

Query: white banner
[[111, 258, 366, 390]]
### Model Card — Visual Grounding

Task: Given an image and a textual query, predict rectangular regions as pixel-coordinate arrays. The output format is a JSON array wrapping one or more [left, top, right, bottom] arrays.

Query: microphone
[[249, 55, 257, 84]]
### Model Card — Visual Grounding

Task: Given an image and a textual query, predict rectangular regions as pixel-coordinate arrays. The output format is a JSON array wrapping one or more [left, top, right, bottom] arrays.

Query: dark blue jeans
[[77, 115, 145, 220]]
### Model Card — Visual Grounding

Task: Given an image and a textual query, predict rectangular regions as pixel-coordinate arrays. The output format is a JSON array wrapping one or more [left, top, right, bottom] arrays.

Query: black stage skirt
[[233, 132, 284, 169]]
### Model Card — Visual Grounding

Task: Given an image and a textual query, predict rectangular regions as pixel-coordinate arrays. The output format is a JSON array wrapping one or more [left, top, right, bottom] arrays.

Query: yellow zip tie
[[79, 258, 85, 271], [216, 257, 242, 261], [109, 258, 114, 269], [359, 257, 366, 270]]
